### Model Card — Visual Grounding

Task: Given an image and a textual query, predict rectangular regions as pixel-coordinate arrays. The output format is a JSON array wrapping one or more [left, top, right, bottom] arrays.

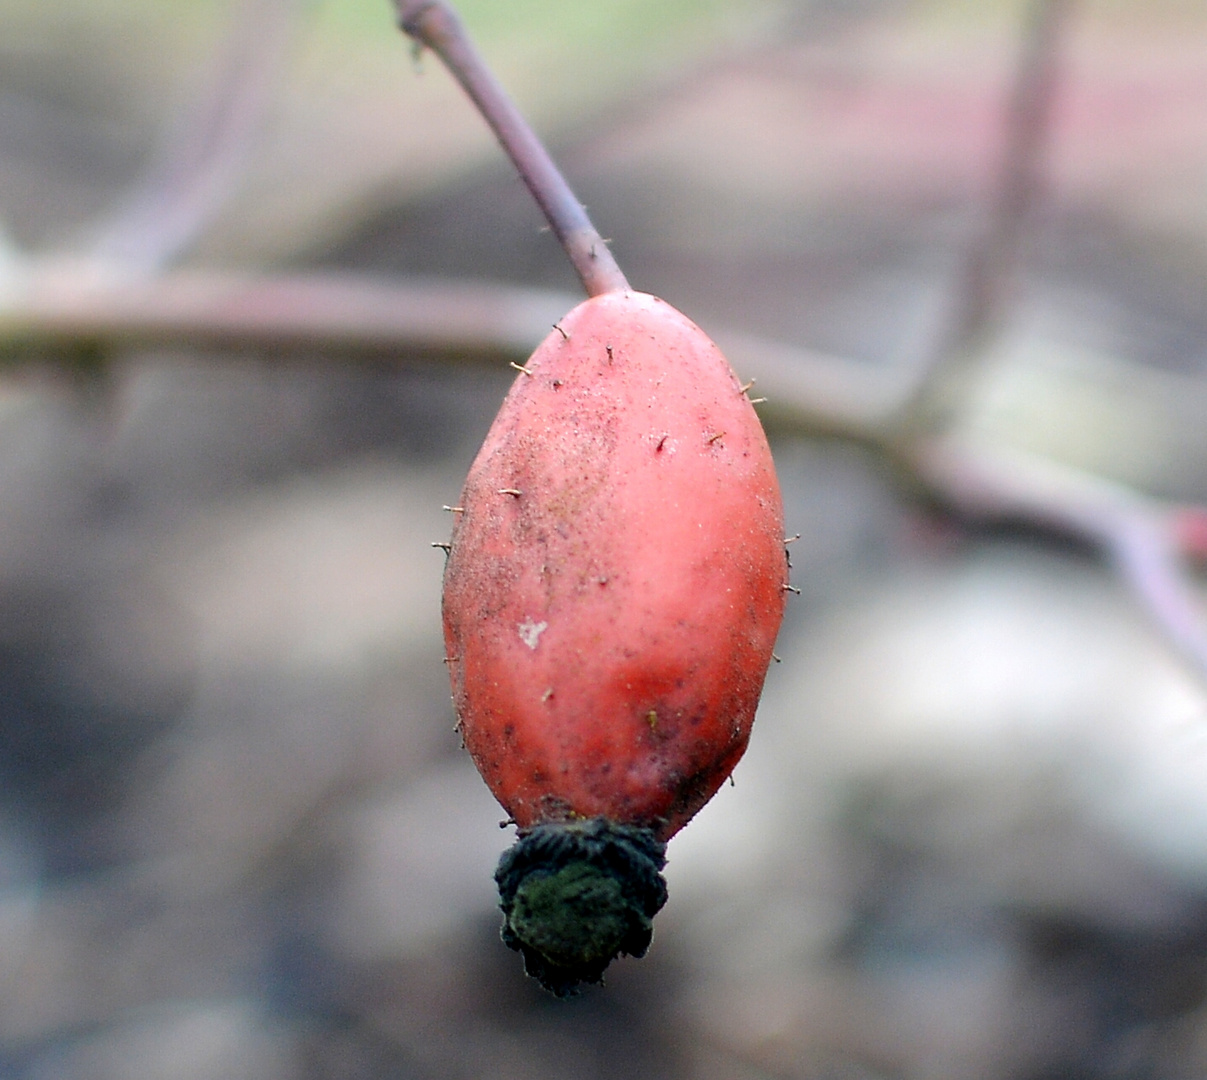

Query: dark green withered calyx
[[495, 818, 668, 996]]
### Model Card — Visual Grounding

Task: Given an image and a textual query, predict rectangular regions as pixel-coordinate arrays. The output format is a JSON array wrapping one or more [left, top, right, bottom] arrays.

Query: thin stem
[[394, 0, 629, 298]]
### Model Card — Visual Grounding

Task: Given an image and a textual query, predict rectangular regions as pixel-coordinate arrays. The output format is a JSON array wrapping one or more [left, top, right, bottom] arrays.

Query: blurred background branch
[[75, 0, 301, 277], [901, 0, 1074, 427]]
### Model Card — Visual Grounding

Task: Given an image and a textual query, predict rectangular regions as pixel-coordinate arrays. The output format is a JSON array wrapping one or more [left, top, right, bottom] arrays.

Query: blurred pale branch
[[2, 0, 1207, 688], [0, 266, 577, 356], [77, 0, 302, 277], [903, 0, 1074, 430], [910, 437, 1207, 679]]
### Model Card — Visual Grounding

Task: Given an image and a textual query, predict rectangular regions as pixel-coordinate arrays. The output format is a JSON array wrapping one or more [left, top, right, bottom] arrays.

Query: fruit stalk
[[394, 0, 629, 297]]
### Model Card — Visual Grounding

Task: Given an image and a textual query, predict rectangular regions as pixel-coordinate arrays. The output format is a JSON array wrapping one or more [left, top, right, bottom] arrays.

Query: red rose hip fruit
[[441, 290, 787, 994]]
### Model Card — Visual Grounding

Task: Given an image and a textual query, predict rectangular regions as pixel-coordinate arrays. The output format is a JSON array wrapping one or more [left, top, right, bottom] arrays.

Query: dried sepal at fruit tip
[[494, 818, 667, 997]]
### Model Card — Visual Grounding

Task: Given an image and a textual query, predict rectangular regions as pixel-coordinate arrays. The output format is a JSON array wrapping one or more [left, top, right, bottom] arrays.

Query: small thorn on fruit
[[553, 323, 569, 341], [510, 361, 534, 376], [443, 505, 465, 513], [499, 488, 523, 497]]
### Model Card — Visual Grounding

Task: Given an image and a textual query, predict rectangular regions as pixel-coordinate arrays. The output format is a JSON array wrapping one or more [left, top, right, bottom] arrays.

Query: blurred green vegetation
[[0, 0, 791, 260], [2, 0, 1204, 261], [0, 0, 791, 125]]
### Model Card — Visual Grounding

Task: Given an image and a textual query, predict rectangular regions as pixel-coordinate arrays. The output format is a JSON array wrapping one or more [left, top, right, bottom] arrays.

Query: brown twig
[[79, 0, 298, 275], [0, 268, 575, 356], [393, 0, 629, 298], [0, 265, 905, 444]]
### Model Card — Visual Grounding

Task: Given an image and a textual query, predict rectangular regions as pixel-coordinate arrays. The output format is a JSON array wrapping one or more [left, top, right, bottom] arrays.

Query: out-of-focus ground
[[2, 1, 1207, 1077]]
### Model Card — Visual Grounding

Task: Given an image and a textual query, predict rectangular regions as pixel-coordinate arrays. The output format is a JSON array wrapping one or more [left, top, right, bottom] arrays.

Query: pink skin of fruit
[[442, 290, 786, 842]]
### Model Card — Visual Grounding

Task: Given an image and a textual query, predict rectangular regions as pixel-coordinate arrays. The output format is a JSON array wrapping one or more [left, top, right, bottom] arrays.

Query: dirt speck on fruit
[[518, 618, 549, 649]]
